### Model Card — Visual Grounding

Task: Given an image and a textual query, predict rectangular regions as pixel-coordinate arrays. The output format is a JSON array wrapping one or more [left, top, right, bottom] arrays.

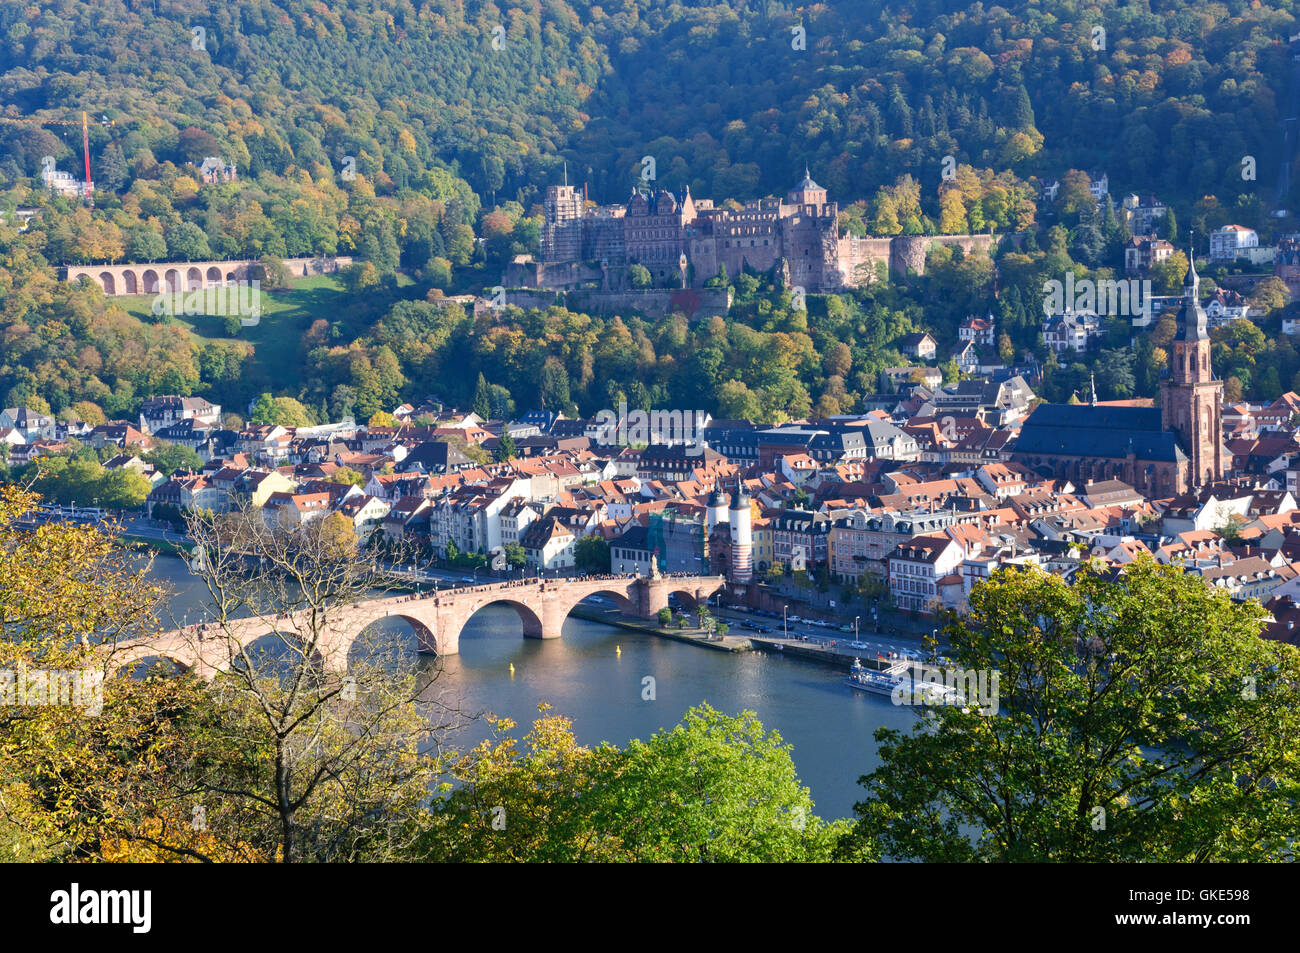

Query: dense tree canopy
[[839, 559, 1300, 862]]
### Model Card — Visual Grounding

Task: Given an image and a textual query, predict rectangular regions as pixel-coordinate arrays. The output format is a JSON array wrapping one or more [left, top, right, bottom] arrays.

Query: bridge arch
[[163, 268, 180, 292], [186, 266, 203, 290], [98, 271, 116, 295], [458, 597, 545, 641], [141, 268, 160, 293], [666, 586, 708, 612], [349, 612, 436, 667], [103, 575, 729, 670], [108, 651, 192, 680], [122, 269, 138, 294], [555, 587, 637, 625], [206, 266, 222, 286], [228, 629, 328, 678]]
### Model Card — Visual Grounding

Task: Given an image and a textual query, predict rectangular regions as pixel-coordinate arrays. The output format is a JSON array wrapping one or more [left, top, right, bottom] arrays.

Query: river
[[147, 553, 917, 821]]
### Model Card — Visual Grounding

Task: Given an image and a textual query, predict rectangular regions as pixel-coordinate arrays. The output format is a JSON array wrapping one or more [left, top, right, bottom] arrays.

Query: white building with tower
[[704, 482, 754, 585]]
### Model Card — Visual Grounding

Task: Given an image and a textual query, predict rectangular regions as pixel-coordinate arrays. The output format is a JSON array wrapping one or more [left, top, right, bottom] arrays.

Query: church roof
[[1014, 404, 1186, 463]]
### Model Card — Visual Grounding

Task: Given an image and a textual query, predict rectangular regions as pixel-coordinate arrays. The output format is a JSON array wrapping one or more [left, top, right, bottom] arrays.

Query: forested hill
[[3, 0, 1299, 212]]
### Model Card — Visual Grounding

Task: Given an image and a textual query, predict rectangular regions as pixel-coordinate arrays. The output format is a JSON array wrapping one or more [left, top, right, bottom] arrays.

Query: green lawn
[[114, 272, 424, 392], [116, 275, 351, 390]]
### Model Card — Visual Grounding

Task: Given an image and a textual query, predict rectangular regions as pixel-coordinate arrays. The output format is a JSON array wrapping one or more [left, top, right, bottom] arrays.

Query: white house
[[1041, 310, 1101, 354], [519, 515, 576, 571], [1209, 225, 1259, 262], [0, 407, 55, 441], [887, 533, 965, 613], [138, 395, 221, 435], [959, 314, 996, 347]]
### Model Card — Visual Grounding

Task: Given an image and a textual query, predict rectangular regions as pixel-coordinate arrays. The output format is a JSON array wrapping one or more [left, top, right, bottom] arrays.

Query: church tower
[[1160, 247, 1226, 487]]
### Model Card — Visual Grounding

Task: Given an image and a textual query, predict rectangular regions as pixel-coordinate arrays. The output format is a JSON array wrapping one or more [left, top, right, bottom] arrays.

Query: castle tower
[[728, 479, 753, 584], [542, 183, 584, 262], [1160, 246, 1226, 488], [787, 167, 827, 209]]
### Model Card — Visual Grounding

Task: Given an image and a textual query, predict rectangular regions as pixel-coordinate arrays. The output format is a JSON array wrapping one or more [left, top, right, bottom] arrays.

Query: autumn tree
[[0, 485, 238, 860], [176, 504, 455, 862]]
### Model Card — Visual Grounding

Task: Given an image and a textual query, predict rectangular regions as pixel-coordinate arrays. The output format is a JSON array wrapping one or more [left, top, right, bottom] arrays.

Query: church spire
[[1175, 234, 1208, 342], [1183, 231, 1198, 293]]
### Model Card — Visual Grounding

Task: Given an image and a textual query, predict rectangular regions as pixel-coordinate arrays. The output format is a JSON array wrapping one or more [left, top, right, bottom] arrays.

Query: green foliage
[[143, 442, 202, 477], [502, 541, 527, 569], [494, 431, 516, 462], [424, 704, 846, 862], [1, 0, 1298, 422], [21, 450, 152, 509], [840, 559, 1300, 862], [574, 534, 611, 574], [250, 392, 313, 427]]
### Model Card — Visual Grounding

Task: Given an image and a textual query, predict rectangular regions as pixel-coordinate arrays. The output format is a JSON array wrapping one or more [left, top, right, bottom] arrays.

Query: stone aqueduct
[[106, 574, 728, 680], [63, 256, 352, 296]]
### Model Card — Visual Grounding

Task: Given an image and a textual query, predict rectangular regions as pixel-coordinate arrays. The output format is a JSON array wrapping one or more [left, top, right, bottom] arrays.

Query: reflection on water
[[146, 553, 915, 821]]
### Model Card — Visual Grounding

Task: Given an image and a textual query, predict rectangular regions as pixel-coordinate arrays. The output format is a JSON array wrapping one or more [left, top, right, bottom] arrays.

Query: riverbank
[[566, 606, 752, 653], [119, 533, 191, 557]]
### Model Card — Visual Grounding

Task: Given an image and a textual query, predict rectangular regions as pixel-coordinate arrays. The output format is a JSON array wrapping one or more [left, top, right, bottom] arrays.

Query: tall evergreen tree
[[96, 142, 128, 192], [472, 373, 492, 419]]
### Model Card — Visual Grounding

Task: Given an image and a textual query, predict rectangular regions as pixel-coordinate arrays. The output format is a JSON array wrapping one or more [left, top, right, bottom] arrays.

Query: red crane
[[0, 112, 113, 206], [81, 111, 92, 204]]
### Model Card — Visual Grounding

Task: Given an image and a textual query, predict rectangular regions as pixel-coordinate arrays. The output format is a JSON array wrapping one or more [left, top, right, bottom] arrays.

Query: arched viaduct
[[63, 256, 353, 296], [105, 574, 727, 680]]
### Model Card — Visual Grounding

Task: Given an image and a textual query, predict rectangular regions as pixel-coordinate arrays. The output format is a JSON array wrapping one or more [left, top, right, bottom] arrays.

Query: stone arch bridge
[[63, 256, 352, 296], [106, 574, 726, 680]]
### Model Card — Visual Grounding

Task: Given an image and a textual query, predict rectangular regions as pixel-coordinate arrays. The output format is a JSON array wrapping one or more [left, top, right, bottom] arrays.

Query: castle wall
[[538, 180, 1003, 291]]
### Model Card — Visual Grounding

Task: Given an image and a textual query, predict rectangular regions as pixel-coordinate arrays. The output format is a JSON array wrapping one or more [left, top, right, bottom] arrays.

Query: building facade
[[537, 171, 989, 293], [1013, 250, 1226, 497]]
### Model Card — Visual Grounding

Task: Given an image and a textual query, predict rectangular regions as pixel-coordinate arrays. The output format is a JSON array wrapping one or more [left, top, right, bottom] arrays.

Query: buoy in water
[[616, 644, 622, 657], [509, 662, 515, 676]]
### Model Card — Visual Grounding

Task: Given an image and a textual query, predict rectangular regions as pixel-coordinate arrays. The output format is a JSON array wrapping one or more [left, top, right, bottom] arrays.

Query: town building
[[1210, 225, 1258, 262], [888, 534, 965, 612], [1013, 251, 1227, 496], [1041, 309, 1101, 354], [959, 314, 996, 347], [1120, 194, 1169, 235]]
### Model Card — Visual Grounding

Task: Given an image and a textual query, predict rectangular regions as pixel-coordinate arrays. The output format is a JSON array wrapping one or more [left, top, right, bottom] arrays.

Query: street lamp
[[783, 604, 788, 640], [855, 615, 860, 641]]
